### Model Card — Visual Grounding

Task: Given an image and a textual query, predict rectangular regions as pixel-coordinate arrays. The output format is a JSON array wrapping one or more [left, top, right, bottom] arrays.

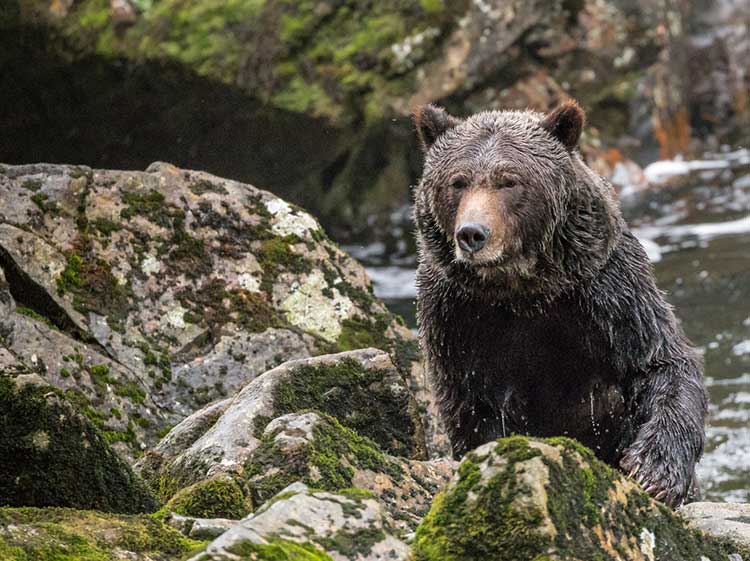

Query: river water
[[347, 150, 750, 502]]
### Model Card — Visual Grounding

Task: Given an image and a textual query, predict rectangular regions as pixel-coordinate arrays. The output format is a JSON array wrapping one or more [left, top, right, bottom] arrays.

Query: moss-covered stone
[[245, 413, 401, 505], [120, 188, 170, 226], [192, 481, 409, 560], [0, 374, 158, 514], [0, 506, 205, 560], [412, 436, 748, 561], [162, 476, 251, 519], [270, 357, 421, 457]]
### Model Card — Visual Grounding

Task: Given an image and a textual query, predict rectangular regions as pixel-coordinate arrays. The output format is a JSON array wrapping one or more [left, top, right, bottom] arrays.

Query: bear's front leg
[[620, 360, 707, 507]]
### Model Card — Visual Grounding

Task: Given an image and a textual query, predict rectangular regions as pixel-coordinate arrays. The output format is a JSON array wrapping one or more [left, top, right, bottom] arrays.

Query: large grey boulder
[[0, 163, 439, 456]]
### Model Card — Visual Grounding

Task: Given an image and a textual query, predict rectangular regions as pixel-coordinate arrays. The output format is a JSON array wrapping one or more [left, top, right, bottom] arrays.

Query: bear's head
[[413, 101, 622, 300]]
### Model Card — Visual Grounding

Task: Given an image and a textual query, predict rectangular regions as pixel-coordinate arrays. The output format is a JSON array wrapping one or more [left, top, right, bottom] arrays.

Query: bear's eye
[[496, 177, 518, 189], [450, 177, 469, 190]]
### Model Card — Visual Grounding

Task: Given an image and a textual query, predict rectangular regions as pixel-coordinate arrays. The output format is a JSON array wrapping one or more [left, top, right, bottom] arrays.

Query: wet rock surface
[[680, 502, 750, 549]]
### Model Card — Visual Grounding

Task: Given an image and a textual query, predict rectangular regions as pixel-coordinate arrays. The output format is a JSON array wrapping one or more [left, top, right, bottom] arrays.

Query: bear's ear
[[540, 100, 585, 151], [413, 104, 460, 151]]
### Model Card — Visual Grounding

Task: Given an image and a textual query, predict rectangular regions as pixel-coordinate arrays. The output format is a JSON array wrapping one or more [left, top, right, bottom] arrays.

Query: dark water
[[347, 151, 750, 502]]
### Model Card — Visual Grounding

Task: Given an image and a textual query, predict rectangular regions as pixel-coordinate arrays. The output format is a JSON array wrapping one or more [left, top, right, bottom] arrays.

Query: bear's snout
[[456, 222, 489, 254]]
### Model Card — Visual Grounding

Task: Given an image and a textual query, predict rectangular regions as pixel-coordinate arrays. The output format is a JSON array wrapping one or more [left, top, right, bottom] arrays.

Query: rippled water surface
[[348, 153, 750, 501]]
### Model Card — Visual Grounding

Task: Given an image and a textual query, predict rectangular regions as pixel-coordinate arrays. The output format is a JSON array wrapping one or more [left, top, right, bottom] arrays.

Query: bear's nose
[[456, 222, 489, 253]]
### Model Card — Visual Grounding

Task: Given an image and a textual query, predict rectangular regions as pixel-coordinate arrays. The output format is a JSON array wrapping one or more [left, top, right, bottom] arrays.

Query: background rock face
[[4, 1, 748, 238], [0, 163, 441, 458]]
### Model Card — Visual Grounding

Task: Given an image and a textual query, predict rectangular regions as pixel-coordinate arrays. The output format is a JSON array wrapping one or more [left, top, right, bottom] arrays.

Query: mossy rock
[[140, 349, 428, 506], [268, 355, 424, 458], [186, 482, 409, 560], [0, 506, 205, 560], [0, 374, 158, 514], [245, 412, 402, 506], [162, 476, 251, 520], [412, 436, 749, 561]]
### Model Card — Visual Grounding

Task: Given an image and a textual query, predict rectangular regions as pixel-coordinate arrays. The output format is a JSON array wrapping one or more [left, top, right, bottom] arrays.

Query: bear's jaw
[[449, 253, 543, 293]]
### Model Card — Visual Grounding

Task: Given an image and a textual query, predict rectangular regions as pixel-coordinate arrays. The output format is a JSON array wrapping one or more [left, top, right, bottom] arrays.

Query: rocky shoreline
[[0, 162, 748, 560]]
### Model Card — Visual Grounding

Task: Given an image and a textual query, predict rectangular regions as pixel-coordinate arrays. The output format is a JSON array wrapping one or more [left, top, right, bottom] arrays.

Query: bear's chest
[[430, 294, 627, 460], [436, 296, 615, 384]]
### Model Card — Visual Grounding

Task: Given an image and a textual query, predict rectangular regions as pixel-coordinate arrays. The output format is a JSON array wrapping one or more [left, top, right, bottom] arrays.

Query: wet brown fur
[[413, 101, 707, 507]]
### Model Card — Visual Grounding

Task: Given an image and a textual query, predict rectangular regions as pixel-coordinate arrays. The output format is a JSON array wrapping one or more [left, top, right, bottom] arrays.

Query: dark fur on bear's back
[[413, 101, 707, 507]]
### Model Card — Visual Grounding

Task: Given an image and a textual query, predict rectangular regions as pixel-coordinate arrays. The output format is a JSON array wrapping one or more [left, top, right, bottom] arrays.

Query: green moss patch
[[245, 413, 401, 505], [163, 476, 251, 519], [120, 189, 169, 226], [0, 506, 205, 560], [90, 217, 122, 237], [176, 278, 285, 334], [226, 538, 334, 561], [412, 437, 548, 561], [270, 357, 420, 457], [167, 214, 214, 278], [256, 235, 313, 294], [189, 178, 229, 196], [0, 375, 158, 514], [317, 527, 386, 559], [56, 251, 132, 333]]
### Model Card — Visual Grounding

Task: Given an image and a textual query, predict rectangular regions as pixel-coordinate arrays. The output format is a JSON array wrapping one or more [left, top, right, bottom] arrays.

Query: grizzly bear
[[413, 100, 707, 507]]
